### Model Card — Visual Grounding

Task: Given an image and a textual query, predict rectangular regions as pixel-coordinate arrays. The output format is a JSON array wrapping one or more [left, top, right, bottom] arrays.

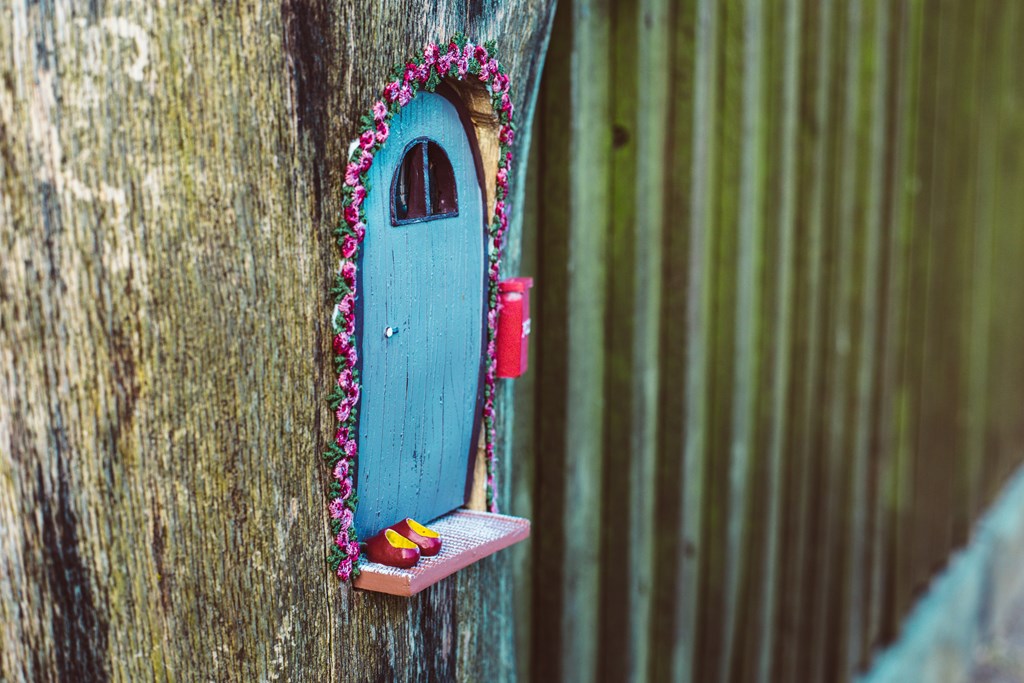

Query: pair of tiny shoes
[[364, 518, 442, 568]]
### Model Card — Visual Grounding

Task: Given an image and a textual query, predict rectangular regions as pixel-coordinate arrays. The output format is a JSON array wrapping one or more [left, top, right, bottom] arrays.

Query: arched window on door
[[391, 138, 459, 224]]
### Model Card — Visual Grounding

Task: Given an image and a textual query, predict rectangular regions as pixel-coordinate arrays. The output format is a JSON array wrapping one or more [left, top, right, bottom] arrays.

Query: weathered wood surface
[[0, 1, 555, 680], [520, 0, 1024, 682]]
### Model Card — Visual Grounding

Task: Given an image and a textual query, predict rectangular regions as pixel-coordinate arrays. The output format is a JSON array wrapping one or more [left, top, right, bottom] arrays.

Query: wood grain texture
[[520, 0, 1024, 681], [0, 1, 556, 680]]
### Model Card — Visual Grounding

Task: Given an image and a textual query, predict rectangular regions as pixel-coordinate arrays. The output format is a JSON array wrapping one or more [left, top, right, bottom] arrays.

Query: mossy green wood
[[524, 1, 1024, 682], [0, 1, 557, 679], [355, 92, 486, 539]]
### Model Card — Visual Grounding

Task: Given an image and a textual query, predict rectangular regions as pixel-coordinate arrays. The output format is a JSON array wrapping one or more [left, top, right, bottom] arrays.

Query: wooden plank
[[776, 0, 822, 677], [530, 1, 611, 681], [961, 0, 997, 541], [559, 1, 611, 680], [596, 0, 672, 679], [600, 0, 640, 678], [867, 0, 922, 650], [719, 0, 767, 679], [901, 0, 943, 619], [668, 0, 717, 681], [530, 4, 574, 678], [846, 0, 890, 671], [647, 1, 697, 681], [696, 0, 743, 678], [781, 0, 839, 679], [807, 0, 858, 672], [754, 0, 801, 679]]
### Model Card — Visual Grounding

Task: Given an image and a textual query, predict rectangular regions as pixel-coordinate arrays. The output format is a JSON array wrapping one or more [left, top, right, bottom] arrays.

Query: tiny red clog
[[363, 528, 421, 568], [389, 518, 442, 557]]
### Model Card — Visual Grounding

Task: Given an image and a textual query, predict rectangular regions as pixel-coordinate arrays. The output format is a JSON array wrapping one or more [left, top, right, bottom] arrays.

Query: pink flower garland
[[325, 34, 515, 582]]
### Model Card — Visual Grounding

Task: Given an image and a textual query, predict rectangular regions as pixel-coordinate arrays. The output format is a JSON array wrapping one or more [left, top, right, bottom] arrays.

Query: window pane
[[393, 143, 426, 222], [427, 142, 458, 216]]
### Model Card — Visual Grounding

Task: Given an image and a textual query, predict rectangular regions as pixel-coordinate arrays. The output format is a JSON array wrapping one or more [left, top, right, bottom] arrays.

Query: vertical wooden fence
[[505, 0, 1024, 681]]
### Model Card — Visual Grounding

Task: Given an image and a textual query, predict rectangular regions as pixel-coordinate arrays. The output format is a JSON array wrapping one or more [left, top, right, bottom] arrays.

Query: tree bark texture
[[0, 1, 555, 680]]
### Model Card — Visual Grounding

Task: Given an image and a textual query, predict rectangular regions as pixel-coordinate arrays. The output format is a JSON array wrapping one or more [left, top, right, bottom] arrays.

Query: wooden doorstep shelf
[[353, 509, 531, 597]]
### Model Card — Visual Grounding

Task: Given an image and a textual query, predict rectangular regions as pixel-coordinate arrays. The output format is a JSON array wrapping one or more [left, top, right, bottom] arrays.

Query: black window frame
[[390, 137, 460, 226]]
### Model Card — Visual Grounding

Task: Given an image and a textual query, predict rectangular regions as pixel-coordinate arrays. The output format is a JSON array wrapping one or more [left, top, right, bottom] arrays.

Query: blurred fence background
[[502, 0, 1024, 681]]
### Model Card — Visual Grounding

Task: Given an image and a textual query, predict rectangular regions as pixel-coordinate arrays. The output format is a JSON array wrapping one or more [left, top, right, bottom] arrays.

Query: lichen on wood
[[0, 1, 555, 680]]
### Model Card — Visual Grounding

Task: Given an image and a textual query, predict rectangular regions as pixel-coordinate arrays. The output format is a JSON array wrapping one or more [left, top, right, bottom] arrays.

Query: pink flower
[[343, 438, 357, 459], [344, 203, 360, 226], [438, 54, 454, 74], [506, 150, 514, 166], [348, 541, 361, 558], [480, 60, 498, 81], [345, 314, 355, 337], [384, 81, 401, 102], [483, 404, 494, 418], [348, 382, 360, 407], [424, 43, 440, 66], [403, 62, 419, 84], [338, 294, 355, 316], [336, 530, 350, 548], [334, 427, 349, 447], [457, 56, 469, 77], [494, 200, 505, 218], [475, 45, 489, 63], [346, 347, 358, 369], [373, 100, 388, 122], [339, 477, 353, 500], [333, 458, 349, 479], [397, 86, 412, 106], [341, 236, 358, 258], [329, 497, 347, 519], [358, 150, 373, 173], [359, 129, 375, 150], [375, 121, 389, 144], [338, 505, 354, 529], [501, 93, 514, 118], [499, 126, 515, 145], [337, 368, 353, 390], [487, 340, 496, 358], [341, 261, 357, 287], [351, 185, 367, 207], [497, 167, 508, 188], [337, 561, 352, 582], [336, 400, 351, 423], [345, 163, 360, 186], [493, 72, 509, 93], [354, 222, 366, 241], [333, 334, 349, 355]]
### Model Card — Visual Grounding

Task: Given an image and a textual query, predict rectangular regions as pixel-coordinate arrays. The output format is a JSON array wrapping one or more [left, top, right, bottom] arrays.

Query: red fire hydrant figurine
[[496, 277, 533, 378]]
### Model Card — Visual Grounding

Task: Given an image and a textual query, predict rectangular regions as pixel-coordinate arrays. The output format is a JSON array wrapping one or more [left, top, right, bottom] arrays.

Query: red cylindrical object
[[496, 277, 533, 378]]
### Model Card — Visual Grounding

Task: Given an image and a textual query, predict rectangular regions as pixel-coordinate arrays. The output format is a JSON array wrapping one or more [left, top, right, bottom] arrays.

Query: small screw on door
[[385, 326, 399, 338]]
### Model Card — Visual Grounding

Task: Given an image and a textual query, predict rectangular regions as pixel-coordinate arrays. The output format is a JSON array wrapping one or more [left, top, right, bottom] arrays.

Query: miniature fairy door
[[354, 91, 486, 539]]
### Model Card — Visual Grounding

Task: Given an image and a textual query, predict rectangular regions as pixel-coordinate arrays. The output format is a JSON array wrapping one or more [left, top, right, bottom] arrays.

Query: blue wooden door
[[355, 92, 486, 538]]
